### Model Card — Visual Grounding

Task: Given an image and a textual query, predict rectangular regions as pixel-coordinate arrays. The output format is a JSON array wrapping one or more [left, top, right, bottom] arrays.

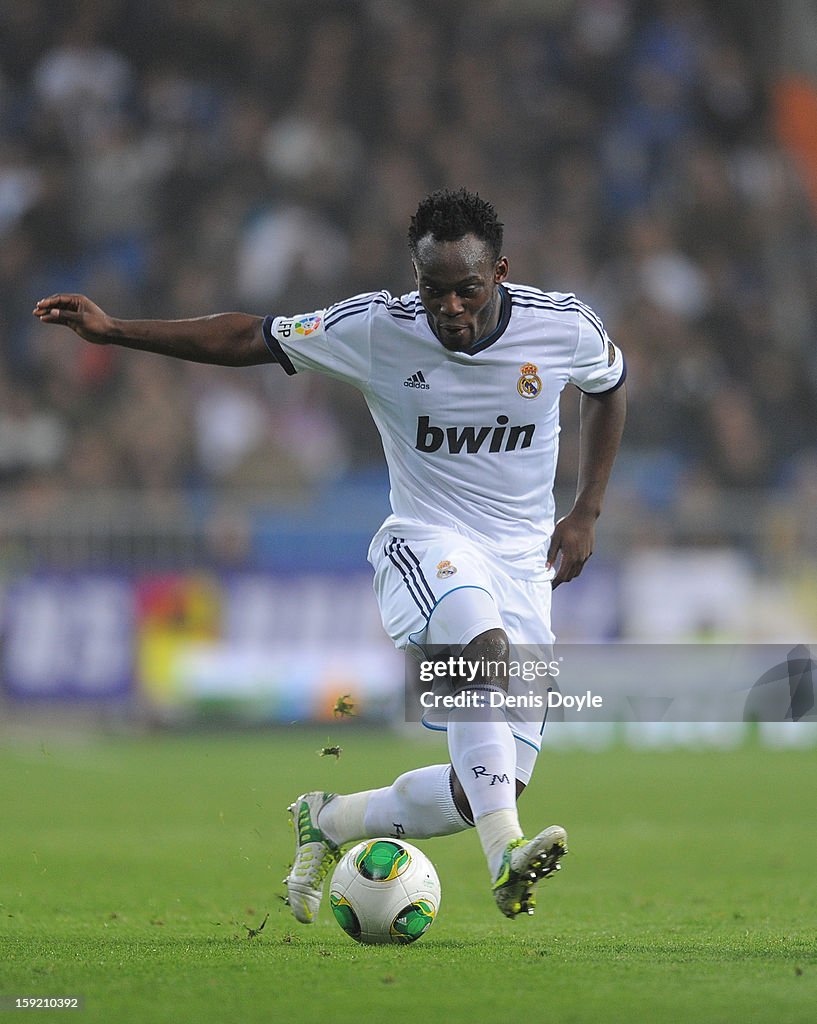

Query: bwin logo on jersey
[[415, 415, 535, 454], [404, 370, 430, 389]]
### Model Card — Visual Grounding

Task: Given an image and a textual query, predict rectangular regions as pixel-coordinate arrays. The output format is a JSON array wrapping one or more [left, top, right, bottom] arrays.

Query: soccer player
[[34, 188, 626, 921]]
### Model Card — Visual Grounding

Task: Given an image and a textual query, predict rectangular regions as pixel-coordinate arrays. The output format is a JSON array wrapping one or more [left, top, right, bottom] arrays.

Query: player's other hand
[[32, 294, 113, 345], [546, 509, 596, 588]]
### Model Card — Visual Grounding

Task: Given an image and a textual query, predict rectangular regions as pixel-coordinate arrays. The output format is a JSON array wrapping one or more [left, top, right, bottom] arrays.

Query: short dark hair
[[408, 187, 504, 262]]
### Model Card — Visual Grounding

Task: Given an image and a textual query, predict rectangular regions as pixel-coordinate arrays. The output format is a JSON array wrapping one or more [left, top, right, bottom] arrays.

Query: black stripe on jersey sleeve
[[370, 295, 423, 322], [323, 305, 372, 330], [261, 315, 297, 376], [385, 310, 423, 322], [324, 292, 423, 330], [387, 293, 423, 313], [508, 287, 606, 337], [576, 307, 606, 349], [511, 296, 607, 349], [324, 298, 373, 330], [576, 358, 627, 395]]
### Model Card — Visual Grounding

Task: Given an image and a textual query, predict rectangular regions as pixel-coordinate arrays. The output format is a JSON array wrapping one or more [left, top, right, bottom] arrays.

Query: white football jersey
[[262, 283, 625, 579]]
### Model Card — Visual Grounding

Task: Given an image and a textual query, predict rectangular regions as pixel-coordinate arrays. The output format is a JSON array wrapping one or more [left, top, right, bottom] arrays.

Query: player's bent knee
[[461, 627, 510, 689], [462, 626, 509, 661]]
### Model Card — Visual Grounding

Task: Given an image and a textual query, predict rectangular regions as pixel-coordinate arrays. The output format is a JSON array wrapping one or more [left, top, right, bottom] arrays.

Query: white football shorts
[[368, 525, 556, 784]]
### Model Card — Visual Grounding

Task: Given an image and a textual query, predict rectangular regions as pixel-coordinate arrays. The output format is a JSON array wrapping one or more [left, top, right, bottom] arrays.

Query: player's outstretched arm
[[547, 383, 627, 588], [32, 294, 273, 367]]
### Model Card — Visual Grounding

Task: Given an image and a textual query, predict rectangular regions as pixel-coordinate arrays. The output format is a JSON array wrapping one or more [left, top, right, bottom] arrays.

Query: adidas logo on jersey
[[404, 370, 430, 389], [415, 415, 535, 454]]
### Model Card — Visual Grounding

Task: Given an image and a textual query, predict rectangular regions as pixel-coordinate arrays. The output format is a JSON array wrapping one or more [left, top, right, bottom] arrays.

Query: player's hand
[[32, 294, 114, 346], [546, 509, 596, 589]]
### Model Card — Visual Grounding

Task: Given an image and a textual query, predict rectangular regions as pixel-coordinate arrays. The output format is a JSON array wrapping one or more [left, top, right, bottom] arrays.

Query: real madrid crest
[[436, 560, 457, 579], [517, 362, 542, 400]]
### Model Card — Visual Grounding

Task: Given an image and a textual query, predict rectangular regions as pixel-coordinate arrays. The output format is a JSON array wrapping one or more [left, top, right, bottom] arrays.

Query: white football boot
[[284, 792, 340, 923]]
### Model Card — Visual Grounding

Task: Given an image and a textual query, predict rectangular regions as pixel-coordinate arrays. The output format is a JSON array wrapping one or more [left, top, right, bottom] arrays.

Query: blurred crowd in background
[[1, 0, 816, 550]]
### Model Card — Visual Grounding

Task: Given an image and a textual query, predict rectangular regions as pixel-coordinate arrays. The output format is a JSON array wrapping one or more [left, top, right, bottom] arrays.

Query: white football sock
[[475, 808, 523, 879], [317, 764, 471, 845], [446, 692, 518, 820], [446, 690, 523, 876]]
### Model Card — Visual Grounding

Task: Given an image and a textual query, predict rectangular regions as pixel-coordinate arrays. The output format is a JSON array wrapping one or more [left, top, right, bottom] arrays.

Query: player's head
[[408, 188, 504, 263], [408, 188, 509, 352]]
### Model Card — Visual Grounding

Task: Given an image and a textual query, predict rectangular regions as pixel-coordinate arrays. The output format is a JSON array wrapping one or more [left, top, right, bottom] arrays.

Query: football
[[329, 838, 441, 944]]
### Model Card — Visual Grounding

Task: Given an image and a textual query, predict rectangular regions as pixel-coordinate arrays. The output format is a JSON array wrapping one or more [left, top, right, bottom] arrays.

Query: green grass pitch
[[1, 727, 815, 1023]]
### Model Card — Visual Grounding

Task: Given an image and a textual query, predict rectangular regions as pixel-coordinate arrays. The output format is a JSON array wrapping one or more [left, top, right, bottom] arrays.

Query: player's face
[[413, 233, 509, 352]]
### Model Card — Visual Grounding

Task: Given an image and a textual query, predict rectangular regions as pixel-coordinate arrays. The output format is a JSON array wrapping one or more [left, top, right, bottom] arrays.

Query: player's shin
[[446, 695, 523, 878], [317, 764, 471, 845]]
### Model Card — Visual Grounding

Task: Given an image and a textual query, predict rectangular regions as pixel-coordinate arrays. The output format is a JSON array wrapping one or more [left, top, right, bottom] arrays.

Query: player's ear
[[494, 257, 509, 283], [412, 260, 420, 285]]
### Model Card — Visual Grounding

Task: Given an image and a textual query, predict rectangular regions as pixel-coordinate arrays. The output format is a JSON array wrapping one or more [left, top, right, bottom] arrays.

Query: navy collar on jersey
[[460, 283, 512, 355]]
